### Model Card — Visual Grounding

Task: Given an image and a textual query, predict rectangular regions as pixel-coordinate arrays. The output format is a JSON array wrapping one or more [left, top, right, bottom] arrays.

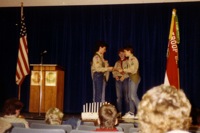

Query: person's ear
[[97, 118, 100, 125], [115, 118, 118, 125]]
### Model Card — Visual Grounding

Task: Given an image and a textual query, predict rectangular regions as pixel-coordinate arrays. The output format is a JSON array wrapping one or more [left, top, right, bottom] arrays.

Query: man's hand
[[115, 76, 119, 81], [120, 76, 125, 81], [118, 68, 123, 73], [107, 67, 113, 71]]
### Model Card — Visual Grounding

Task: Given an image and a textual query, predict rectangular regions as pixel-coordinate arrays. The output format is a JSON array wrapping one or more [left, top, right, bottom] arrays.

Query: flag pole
[[173, 9, 180, 89], [176, 9, 180, 89], [18, 85, 21, 100], [17, 2, 23, 101], [21, 2, 23, 16], [178, 68, 180, 89]]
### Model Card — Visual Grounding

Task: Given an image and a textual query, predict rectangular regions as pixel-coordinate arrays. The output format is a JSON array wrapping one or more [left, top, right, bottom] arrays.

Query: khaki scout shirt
[[91, 52, 110, 81], [123, 54, 140, 83], [112, 59, 129, 79]]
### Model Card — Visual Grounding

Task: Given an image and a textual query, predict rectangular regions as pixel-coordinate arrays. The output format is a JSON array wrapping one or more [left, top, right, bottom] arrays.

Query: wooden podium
[[29, 64, 64, 113]]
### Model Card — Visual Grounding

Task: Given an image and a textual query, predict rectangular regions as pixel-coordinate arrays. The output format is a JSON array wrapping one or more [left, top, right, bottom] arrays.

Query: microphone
[[41, 50, 47, 55]]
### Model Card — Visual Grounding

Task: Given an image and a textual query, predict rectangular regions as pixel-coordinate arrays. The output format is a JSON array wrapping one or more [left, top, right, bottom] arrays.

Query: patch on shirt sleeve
[[95, 56, 100, 64]]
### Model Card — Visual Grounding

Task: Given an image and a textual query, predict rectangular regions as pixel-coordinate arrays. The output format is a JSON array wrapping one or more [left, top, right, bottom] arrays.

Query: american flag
[[16, 12, 30, 86]]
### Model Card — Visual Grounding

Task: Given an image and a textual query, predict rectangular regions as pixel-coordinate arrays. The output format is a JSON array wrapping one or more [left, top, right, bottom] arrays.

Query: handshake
[[104, 60, 113, 72], [112, 68, 123, 73], [107, 67, 113, 72]]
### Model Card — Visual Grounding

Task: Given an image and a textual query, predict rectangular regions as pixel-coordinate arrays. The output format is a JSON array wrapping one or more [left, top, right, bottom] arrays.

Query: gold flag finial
[[169, 9, 176, 39], [172, 9, 176, 16]]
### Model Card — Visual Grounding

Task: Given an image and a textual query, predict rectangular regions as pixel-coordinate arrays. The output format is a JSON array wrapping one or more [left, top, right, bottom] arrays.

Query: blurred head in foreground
[[98, 103, 118, 129], [3, 98, 23, 117], [45, 107, 64, 125], [137, 84, 192, 133]]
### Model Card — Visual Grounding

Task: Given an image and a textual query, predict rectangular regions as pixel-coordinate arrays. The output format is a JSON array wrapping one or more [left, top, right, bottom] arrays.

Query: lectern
[[29, 64, 64, 113]]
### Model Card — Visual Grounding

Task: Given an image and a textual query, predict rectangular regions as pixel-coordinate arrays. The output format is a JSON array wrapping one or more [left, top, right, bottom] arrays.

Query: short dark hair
[[98, 104, 117, 129], [118, 48, 124, 54], [123, 45, 133, 53], [3, 98, 23, 115], [95, 41, 108, 52]]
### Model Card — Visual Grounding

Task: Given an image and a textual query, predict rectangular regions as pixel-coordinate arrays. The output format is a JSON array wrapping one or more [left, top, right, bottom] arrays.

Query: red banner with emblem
[[164, 9, 180, 89]]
